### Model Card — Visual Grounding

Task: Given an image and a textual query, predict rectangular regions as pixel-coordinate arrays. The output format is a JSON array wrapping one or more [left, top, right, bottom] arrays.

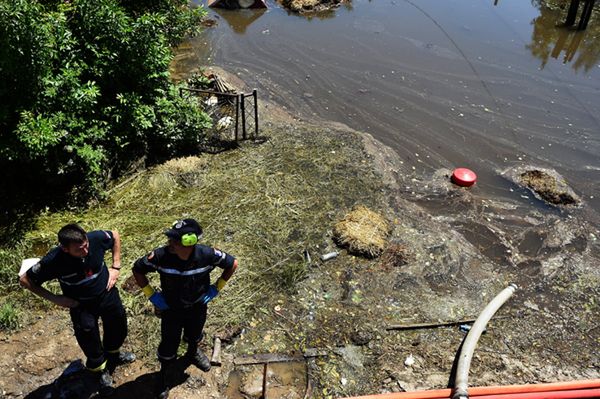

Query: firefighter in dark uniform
[[132, 218, 238, 399], [19, 223, 135, 394]]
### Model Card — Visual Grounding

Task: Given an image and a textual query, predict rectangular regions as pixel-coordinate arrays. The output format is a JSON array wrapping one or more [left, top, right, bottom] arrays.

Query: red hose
[[343, 379, 600, 399], [474, 388, 600, 399]]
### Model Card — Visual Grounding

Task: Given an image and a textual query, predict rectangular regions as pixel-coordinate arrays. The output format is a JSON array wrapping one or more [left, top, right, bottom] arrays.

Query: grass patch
[[0, 300, 20, 330], [1, 122, 388, 360]]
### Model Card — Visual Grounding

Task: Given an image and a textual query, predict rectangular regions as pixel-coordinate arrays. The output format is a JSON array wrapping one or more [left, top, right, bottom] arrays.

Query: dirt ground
[[1, 71, 599, 399]]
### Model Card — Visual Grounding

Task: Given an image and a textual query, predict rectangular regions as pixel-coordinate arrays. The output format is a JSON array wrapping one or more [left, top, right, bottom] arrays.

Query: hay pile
[[334, 206, 390, 258], [149, 156, 210, 188]]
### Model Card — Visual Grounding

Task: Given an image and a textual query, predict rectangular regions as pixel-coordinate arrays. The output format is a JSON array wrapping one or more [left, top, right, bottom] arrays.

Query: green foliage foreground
[[0, 0, 211, 228]]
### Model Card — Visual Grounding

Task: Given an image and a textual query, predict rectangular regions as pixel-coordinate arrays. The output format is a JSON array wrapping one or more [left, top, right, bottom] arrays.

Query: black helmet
[[164, 219, 203, 246]]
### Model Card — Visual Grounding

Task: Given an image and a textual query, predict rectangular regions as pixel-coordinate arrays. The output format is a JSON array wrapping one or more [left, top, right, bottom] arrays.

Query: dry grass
[[379, 242, 410, 268], [1, 123, 389, 354], [333, 206, 390, 258]]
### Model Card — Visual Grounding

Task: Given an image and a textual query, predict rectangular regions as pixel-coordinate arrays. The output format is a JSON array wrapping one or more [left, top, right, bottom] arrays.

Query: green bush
[[0, 0, 209, 206], [0, 247, 24, 290]]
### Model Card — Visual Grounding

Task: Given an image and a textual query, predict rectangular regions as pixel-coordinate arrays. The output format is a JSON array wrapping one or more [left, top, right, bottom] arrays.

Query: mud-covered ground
[[1, 71, 599, 399]]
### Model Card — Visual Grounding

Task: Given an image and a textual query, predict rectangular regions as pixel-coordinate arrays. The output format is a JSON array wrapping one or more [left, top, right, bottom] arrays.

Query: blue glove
[[149, 292, 169, 310], [201, 285, 219, 304]]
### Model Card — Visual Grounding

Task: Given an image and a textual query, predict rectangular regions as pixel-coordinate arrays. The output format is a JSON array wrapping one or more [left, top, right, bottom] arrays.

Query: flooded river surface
[[182, 0, 600, 215]]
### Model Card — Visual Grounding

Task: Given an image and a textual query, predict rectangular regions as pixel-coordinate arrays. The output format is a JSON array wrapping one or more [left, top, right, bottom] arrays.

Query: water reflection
[[527, 3, 600, 72], [212, 8, 266, 34]]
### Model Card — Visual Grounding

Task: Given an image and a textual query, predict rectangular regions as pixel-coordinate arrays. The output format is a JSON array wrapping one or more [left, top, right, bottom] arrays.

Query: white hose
[[452, 284, 518, 399]]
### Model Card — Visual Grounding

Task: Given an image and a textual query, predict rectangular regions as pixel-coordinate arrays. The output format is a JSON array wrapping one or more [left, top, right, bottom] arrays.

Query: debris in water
[[320, 251, 339, 261]]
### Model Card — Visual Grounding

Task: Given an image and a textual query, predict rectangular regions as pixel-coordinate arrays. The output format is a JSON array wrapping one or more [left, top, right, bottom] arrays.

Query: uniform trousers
[[69, 288, 127, 369], [157, 301, 207, 362]]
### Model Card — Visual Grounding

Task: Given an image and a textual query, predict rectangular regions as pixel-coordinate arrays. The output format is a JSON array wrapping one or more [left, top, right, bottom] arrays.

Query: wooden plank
[[386, 315, 511, 331], [234, 353, 303, 366], [303, 348, 328, 358], [210, 337, 222, 366], [234, 349, 328, 366]]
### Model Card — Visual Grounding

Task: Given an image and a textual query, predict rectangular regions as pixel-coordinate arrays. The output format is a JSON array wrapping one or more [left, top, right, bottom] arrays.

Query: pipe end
[[452, 388, 469, 399]]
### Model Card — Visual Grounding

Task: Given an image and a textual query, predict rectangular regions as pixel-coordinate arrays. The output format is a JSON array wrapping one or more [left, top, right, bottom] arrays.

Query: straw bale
[[160, 156, 208, 174], [149, 156, 209, 188], [334, 206, 390, 258]]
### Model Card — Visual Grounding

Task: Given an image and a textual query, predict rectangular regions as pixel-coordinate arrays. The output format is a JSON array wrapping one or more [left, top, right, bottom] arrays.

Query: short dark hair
[[58, 224, 87, 246]]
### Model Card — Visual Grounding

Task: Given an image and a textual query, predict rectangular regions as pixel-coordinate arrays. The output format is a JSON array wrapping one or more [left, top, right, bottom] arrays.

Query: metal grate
[[179, 86, 260, 152], [240, 89, 259, 140]]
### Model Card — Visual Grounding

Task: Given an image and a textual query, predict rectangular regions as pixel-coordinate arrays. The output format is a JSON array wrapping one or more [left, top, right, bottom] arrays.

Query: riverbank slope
[[0, 70, 598, 399]]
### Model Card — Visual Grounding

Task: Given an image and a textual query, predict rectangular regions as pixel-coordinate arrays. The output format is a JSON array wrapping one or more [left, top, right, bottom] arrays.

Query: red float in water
[[452, 168, 477, 187]]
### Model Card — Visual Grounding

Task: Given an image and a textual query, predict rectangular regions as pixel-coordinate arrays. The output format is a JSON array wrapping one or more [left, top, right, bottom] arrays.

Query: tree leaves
[[0, 0, 209, 202]]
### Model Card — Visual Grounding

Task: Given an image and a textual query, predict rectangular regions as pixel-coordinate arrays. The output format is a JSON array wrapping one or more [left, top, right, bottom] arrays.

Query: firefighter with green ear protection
[[132, 218, 238, 399]]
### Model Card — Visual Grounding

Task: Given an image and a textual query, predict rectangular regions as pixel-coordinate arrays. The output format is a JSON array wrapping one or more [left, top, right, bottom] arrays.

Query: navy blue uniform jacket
[[26, 230, 114, 301], [133, 244, 235, 309]]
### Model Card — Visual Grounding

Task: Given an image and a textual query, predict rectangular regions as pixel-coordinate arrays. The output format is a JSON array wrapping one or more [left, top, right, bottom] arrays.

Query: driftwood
[[210, 337, 222, 366], [233, 348, 327, 366], [386, 315, 511, 331]]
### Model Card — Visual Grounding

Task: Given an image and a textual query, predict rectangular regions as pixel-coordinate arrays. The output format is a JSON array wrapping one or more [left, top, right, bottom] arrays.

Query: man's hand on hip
[[107, 267, 120, 290]]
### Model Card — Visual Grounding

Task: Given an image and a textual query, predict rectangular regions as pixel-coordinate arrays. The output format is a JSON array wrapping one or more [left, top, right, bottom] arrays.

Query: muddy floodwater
[[181, 0, 600, 218]]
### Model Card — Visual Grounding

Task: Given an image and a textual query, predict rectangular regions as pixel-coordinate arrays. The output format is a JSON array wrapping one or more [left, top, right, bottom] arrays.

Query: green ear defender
[[181, 233, 198, 246]]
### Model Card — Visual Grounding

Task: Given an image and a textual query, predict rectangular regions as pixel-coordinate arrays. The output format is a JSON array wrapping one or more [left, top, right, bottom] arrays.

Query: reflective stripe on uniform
[[87, 359, 107, 372], [214, 250, 227, 265], [156, 265, 215, 276], [157, 351, 177, 361], [59, 270, 102, 286]]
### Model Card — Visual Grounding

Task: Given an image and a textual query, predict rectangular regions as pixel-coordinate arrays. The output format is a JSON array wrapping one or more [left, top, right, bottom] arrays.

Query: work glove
[[201, 285, 219, 304], [142, 285, 169, 311], [149, 292, 169, 310]]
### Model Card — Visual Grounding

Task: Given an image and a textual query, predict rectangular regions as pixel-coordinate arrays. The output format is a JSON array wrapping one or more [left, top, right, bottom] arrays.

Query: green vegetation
[[0, 0, 211, 241], [0, 301, 20, 330], [4, 122, 387, 358]]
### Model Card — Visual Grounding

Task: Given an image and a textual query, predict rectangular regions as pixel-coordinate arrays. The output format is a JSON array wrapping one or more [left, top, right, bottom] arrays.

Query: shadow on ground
[[23, 358, 192, 399]]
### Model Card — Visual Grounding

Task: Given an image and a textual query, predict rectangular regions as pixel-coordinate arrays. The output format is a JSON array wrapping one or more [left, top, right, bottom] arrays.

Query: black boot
[[98, 368, 115, 397], [185, 344, 211, 372], [107, 350, 136, 370], [157, 360, 175, 399]]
